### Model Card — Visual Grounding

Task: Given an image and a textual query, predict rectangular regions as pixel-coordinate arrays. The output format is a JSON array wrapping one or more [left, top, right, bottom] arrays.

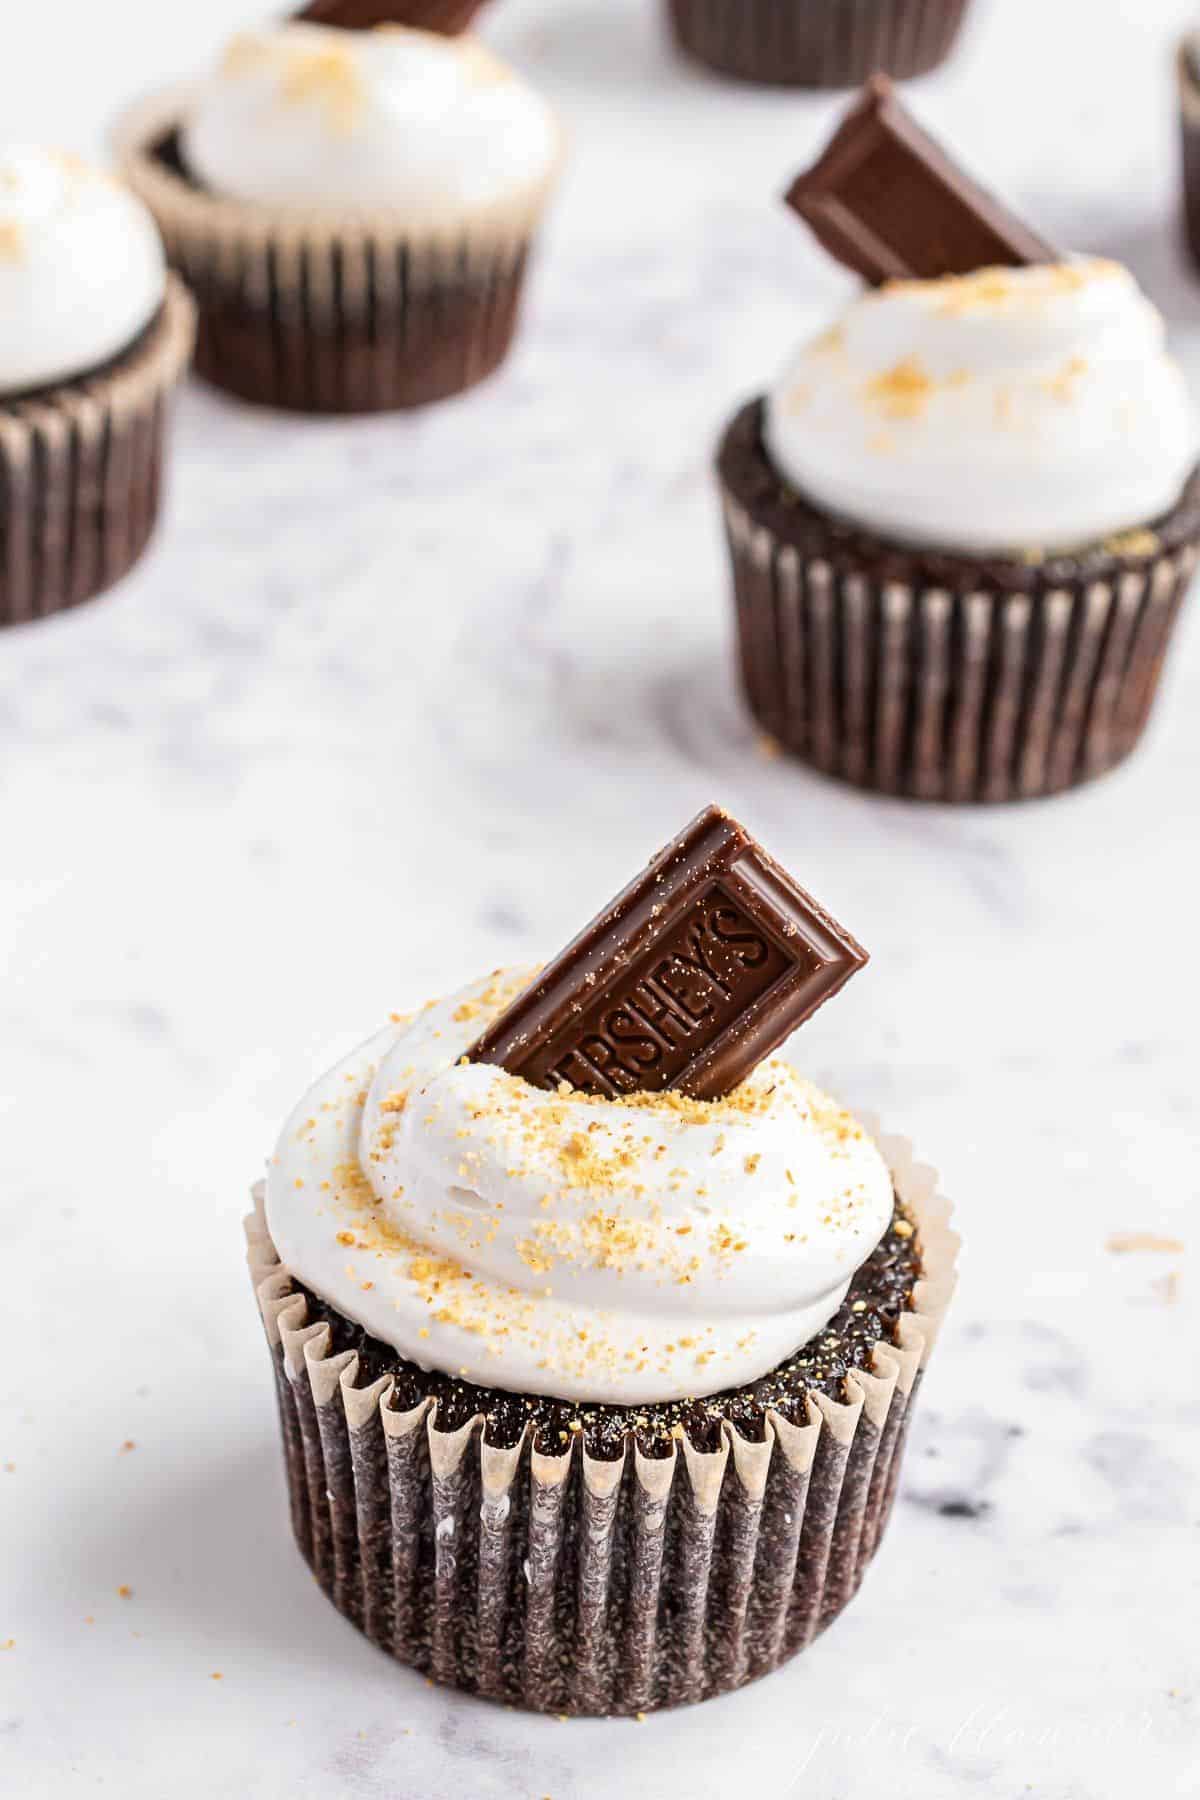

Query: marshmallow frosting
[[182, 24, 559, 216], [0, 146, 166, 397], [765, 259, 1200, 556], [264, 969, 896, 1407]]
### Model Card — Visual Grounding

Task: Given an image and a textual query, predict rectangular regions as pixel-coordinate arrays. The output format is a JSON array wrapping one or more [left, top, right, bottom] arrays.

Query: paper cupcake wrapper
[[114, 90, 561, 413], [1179, 42, 1200, 273], [666, 0, 971, 87], [0, 275, 194, 629], [721, 486, 1200, 806], [245, 1129, 957, 1715]]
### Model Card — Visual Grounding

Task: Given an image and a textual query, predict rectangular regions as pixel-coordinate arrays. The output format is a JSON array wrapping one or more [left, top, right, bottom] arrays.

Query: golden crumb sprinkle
[[1105, 1231, 1184, 1255], [1103, 527, 1160, 559], [863, 357, 933, 421]]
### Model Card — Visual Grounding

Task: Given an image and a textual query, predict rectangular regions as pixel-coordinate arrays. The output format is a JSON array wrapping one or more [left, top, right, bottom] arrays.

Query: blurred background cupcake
[[115, 21, 561, 414], [720, 88, 1200, 803], [0, 145, 193, 629], [666, 0, 973, 88]]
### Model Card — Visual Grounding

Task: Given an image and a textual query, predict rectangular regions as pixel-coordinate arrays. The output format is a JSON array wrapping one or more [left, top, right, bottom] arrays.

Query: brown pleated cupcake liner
[[293, 0, 489, 31], [666, 0, 971, 88], [0, 276, 194, 629], [244, 1128, 957, 1715], [115, 90, 560, 414], [719, 401, 1200, 803], [1179, 41, 1200, 273]]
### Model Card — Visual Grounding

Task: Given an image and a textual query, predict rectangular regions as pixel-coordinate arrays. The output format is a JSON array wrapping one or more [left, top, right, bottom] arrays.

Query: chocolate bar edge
[[466, 806, 869, 1099], [783, 74, 1055, 284]]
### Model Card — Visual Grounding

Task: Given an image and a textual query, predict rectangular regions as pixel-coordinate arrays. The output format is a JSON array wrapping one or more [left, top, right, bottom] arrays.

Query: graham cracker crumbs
[[211, 1672, 223, 1681], [0, 222, 25, 262], [267, 37, 366, 134], [1043, 355, 1088, 402], [117, 1585, 133, 1600], [1105, 1232, 1184, 1255], [894, 259, 1119, 318], [1103, 528, 1160, 559], [893, 1219, 914, 1238], [863, 357, 933, 421], [119, 1440, 136, 1454], [635, 1711, 647, 1723], [756, 732, 781, 760]]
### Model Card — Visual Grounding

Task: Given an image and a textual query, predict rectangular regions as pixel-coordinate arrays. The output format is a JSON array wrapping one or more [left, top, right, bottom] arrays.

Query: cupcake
[[246, 811, 958, 1714], [666, 0, 972, 88], [720, 91, 1200, 802], [0, 147, 193, 628], [115, 23, 561, 414]]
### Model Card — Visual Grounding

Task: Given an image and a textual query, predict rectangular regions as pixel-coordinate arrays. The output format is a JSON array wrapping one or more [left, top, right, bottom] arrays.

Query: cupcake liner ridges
[[0, 276, 194, 629], [115, 94, 559, 415], [666, 0, 971, 88], [245, 1130, 957, 1716], [1179, 42, 1200, 273], [720, 401, 1200, 803]]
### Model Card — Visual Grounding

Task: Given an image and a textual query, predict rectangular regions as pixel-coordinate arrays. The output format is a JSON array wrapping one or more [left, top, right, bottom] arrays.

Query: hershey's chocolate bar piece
[[784, 76, 1054, 285], [467, 806, 867, 1102], [292, 0, 485, 32]]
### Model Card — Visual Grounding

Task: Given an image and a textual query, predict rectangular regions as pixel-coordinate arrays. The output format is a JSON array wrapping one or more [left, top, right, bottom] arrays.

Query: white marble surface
[[2, 1, 1199, 1794]]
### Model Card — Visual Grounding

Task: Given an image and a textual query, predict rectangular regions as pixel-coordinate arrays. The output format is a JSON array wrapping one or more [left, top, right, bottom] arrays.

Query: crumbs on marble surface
[[1105, 1231, 1185, 1254], [0, 222, 24, 261]]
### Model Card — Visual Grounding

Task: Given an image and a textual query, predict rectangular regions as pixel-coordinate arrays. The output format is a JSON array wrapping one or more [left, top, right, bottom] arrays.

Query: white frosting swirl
[[765, 259, 1200, 556], [182, 25, 559, 217], [264, 969, 896, 1407], [0, 146, 165, 397]]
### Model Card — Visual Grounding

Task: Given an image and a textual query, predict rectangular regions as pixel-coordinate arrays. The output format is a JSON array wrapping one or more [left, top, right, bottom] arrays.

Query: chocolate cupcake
[[0, 147, 193, 628], [246, 810, 958, 1714], [666, 0, 971, 88], [115, 22, 560, 414], [720, 86, 1200, 801]]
